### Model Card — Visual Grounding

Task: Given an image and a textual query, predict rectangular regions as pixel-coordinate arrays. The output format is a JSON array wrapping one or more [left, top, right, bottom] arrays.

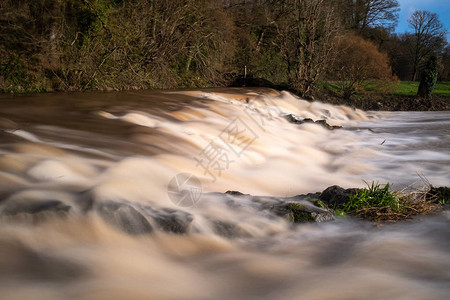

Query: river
[[0, 88, 449, 299]]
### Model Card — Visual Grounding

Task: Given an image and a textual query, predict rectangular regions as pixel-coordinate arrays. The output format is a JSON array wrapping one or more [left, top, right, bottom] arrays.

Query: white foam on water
[[0, 88, 449, 299]]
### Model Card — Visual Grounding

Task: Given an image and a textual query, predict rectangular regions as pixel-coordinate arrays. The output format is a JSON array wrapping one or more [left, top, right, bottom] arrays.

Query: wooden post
[[244, 65, 247, 87]]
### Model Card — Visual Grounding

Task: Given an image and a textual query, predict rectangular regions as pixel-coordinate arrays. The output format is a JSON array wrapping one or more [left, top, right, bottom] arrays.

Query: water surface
[[0, 88, 449, 299]]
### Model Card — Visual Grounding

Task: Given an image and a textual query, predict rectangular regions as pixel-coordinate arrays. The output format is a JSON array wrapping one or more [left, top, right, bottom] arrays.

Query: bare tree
[[337, 0, 399, 31], [440, 45, 450, 81], [408, 10, 447, 81], [268, 0, 341, 96]]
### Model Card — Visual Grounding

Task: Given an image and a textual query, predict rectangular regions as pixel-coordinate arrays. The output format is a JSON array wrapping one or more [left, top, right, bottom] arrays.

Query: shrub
[[330, 34, 394, 99]]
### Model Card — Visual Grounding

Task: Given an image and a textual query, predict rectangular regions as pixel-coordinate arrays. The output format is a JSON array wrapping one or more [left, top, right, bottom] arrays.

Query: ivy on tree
[[417, 55, 438, 99]]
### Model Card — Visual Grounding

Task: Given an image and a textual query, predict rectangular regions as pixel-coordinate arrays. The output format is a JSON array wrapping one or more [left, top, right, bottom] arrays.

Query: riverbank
[[313, 93, 450, 111], [2, 83, 449, 112], [309, 80, 450, 111]]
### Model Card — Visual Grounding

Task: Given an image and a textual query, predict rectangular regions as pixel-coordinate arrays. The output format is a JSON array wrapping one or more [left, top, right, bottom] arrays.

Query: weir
[[0, 88, 449, 299]]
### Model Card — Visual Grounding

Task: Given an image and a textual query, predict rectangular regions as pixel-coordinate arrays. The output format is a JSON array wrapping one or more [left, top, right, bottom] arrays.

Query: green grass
[[342, 182, 403, 213], [317, 80, 450, 98], [329, 182, 444, 222], [395, 81, 450, 97]]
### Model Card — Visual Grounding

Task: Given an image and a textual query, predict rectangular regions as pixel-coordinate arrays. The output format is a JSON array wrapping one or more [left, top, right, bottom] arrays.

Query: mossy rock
[[271, 201, 333, 223], [286, 203, 316, 222]]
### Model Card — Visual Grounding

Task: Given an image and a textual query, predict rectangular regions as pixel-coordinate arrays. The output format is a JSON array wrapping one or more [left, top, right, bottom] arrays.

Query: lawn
[[318, 81, 450, 97], [395, 81, 450, 97]]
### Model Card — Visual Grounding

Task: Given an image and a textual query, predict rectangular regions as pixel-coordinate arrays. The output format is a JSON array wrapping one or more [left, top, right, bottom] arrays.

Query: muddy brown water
[[0, 88, 449, 299]]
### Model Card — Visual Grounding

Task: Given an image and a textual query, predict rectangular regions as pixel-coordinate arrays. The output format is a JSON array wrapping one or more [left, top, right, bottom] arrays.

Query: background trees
[[267, 0, 341, 96], [406, 10, 447, 81], [0, 0, 448, 96], [337, 0, 400, 32], [0, 0, 235, 91]]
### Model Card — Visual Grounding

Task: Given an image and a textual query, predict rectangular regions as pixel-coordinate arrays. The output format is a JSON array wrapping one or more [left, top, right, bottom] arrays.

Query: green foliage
[[343, 182, 403, 213], [417, 55, 438, 98], [0, 1, 445, 95], [251, 50, 288, 85], [0, 52, 30, 87], [0, 0, 235, 93], [0, 48, 49, 93], [313, 199, 326, 209], [330, 182, 443, 222]]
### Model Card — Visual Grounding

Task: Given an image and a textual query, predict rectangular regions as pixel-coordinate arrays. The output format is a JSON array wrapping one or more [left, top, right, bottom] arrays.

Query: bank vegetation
[[1, 0, 448, 106]]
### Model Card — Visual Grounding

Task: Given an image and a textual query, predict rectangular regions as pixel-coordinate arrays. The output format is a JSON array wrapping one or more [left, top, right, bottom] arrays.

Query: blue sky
[[396, 0, 450, 42]]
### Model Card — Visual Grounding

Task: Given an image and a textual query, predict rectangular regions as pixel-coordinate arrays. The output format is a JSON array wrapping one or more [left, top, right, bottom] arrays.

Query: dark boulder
[[319, 185, 359, 207]]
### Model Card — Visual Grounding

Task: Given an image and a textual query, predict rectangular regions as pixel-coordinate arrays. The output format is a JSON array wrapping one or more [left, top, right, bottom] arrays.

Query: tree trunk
[[417, 55, 438, 98]]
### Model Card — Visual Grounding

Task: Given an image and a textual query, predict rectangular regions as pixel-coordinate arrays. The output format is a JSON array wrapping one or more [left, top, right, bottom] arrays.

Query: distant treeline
[[0, 0, 448, 96]]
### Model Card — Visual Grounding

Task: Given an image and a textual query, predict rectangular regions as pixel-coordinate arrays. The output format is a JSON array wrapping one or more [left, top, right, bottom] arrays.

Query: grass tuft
[[344, 182, 401, 212], [338, 182, 443, 223]]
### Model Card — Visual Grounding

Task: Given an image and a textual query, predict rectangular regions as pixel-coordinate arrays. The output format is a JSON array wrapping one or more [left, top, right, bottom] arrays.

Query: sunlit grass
[[332, 182, 443, 222], [395, 81, 450, 96], [343, 182, 402, 212], [318, 80, 450, 97]]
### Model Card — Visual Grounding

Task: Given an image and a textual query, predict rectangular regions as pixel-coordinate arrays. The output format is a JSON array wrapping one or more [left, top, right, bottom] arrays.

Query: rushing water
[[0, 88, 449, 299]]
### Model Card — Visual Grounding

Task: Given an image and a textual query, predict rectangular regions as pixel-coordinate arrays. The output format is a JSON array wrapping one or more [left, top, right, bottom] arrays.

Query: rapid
[[0, 88, 449, 299]]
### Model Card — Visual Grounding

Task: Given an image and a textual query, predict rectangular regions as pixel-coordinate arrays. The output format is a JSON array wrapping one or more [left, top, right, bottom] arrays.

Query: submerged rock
[[142, 207, 193, 234], [222, 191, 334, 224], [95, 201, 194, 235], [0, 197, 73, 223], [96, 201, 154, 235], [209, 219, 247, 238], [225, 190, 246, 196], [1, 200, 71, 216], [284, 114, 342, 130]]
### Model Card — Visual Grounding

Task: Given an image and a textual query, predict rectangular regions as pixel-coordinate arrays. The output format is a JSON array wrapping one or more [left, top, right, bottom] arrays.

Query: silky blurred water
[[0, 88, 448, 299]]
